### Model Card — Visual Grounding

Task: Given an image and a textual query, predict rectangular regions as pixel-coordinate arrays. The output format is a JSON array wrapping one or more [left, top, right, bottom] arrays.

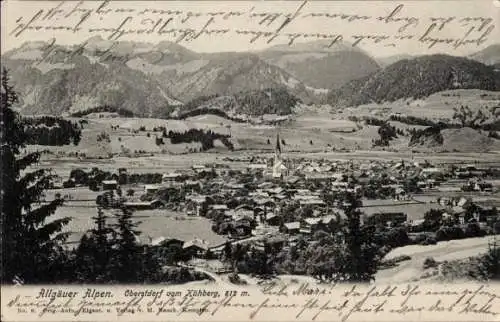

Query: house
[[282, 222, 300, 234], [286, 176, 300, 185], [265, 213, 281, 226], [302, 217, 325, 232], [420, 167, 445, 179], [209, 204, 228, 217], [407, 219, 425, 232], [248, 164, 267, 171], [477, 182, 494, 192], [162, 172, 182, 183], [261, 235, 286, 248], [232, 222, 252, 238], [184, 180, 201, 191], [144, 184, 161, 194], [305, 173, 335, 181], [150, 237, 184, 248], [235, 204, 254, 212], [330, 208, 347, 222], [299, 199, 326, 208], [183, 238, 210, 258], [185, 195, 208, 216], [332, 181, 349, 191], [255, 198, 276, 208], [102, 180, 118, 191], [227, 209, 254, 221], [122, 200, 163, 210], [210, 204, 228, 211], [321, 214, 338, 226]]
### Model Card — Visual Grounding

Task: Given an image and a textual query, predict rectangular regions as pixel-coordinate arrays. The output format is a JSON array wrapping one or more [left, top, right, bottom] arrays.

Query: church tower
[[273, 132, 286, 178]]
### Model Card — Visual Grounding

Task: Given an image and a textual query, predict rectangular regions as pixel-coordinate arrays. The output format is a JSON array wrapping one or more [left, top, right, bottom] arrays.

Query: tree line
[[24, 116, 82, 146], [68, 168, 166, 190], [165, 129, 234, 151], [175, 107, 247, 123], [70, 105, 135, 117]]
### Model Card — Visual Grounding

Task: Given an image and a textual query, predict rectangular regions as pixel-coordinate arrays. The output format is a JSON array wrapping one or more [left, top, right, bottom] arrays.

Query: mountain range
[[2, 37, 500, 116], [327, 54, 500, 107]]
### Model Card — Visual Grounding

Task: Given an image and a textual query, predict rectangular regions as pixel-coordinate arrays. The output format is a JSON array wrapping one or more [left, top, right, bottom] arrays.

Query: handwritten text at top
[[8, 1, 497, 50]]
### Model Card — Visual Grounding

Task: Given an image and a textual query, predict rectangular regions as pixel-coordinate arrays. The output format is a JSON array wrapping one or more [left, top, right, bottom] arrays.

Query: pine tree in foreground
[[110, 207, 144, 283], [1, 68, 73, 283], [74, 208, 115, 283], [341, 192, 382, 282]]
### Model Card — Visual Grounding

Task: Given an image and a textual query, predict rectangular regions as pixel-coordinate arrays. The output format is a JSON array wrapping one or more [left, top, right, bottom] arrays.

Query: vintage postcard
[[1, 0, 500, 321]]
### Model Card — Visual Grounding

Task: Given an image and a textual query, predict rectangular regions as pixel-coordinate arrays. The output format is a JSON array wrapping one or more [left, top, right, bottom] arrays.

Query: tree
[[69, 169, 88, 185], [341, 192, 382, 282], [223, 242, 232, 261], [423, 209, 443, 231], [1, 68, 72, 283], [74, 208, 114, 282], [109, 207, 143, 282], [374, 122, 397, 146], [453, 105, 489, 128]]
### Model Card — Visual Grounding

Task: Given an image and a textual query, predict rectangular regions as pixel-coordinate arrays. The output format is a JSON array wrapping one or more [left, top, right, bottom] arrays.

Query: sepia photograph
[[1, 0, 500, 320]]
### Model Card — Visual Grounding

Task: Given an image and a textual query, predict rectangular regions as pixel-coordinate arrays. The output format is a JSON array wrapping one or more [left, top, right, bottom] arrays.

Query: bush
[[380, 255, 412, 269], [425, 237, 437, 245], [228, 273, 247, 285], [465, 223, 485, 238], [412, 232, 434, 244], [436, 226, 465, 242], [63, 180, 76, 188], [423, 257, 438, 269], [384, 227, 410, 248], [488, 131, 500, 139]]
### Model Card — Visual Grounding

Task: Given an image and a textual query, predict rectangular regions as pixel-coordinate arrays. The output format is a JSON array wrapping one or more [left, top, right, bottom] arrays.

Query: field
[[43, 187, 227, 247], [336, 89, 500, 120]]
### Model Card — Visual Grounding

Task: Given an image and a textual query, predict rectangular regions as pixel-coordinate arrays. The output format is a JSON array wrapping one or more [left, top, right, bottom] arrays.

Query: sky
[[1, 0, 499, 57]]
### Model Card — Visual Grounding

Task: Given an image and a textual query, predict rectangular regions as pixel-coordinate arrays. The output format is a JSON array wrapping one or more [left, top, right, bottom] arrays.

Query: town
[[47, 133, 500, 284]]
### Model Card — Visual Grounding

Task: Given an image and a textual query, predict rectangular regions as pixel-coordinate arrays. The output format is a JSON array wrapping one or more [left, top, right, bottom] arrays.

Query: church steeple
[[273, 131, 286, 179], [275, 132, 281, 159]]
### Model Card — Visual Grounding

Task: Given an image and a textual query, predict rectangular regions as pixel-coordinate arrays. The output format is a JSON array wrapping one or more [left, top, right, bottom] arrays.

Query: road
[[376, 235, 499, 283]]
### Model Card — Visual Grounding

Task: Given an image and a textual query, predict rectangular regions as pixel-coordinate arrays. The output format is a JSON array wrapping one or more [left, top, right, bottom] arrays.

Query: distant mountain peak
[[258, 40, 380, 90]]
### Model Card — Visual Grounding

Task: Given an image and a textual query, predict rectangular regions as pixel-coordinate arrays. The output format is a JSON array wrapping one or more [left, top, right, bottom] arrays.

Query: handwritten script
[[6, 1, 497, 51], [2, 283, 499, 321]]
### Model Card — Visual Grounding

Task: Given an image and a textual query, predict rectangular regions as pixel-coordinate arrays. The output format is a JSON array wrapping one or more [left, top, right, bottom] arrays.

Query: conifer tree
[[74, 207, 114, 282], [341, 192, 382, 282], [110, 207, 143, 282], [1, 68, 72, 283]]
